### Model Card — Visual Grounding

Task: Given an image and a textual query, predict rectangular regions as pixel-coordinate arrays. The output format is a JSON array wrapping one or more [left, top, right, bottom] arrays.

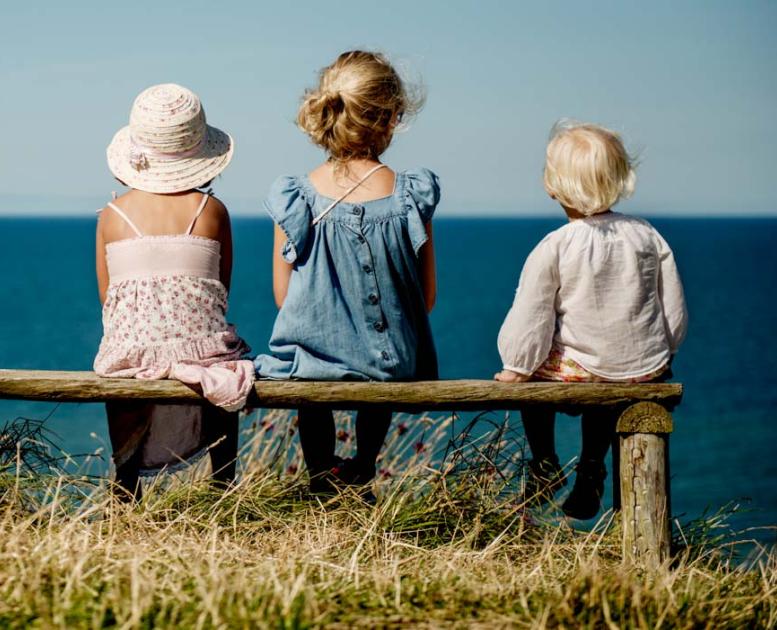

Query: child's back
[[499, 211, 685, 380], [95, 188, 247, 384], [255, 165, 438, 381], [97, 188, 229, 247]]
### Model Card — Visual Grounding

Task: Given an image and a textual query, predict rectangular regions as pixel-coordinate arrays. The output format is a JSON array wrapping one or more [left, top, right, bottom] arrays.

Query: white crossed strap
[[311, 164, 387, 226]]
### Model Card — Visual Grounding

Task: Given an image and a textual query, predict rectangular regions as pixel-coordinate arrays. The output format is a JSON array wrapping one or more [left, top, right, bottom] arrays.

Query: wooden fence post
[[617, 401, 673, 567], [611, 431, 621, 511]]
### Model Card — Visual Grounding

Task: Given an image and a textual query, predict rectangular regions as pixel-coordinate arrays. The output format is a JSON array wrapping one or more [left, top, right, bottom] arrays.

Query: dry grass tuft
[[0, 409, 774, 628]]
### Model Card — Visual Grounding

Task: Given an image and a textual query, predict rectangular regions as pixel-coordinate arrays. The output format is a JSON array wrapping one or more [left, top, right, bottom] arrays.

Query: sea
[[1, 216, 775, 545]]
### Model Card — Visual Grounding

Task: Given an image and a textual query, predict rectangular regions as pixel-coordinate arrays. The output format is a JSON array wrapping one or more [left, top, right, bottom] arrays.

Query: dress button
[[362, 264, 372, 273], [373, 321, 385, 332], [368, 293, 379, 305], [381, 351, 390, 361]]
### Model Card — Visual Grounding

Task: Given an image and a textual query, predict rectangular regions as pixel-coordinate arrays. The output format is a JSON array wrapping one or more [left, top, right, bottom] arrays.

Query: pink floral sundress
[[94, 193, 253, 472]]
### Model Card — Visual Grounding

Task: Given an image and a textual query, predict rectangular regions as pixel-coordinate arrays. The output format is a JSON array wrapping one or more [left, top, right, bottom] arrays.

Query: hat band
[[128, 134, 206, 172]]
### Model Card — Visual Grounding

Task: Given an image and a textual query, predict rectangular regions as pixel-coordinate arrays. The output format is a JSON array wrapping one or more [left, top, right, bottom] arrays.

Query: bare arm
[[96, 212, 110, 304], [219, 208, 234, 293], [272, 224, 293, 308], [419, 223, 436, 313], [192, 196, 233, 292]]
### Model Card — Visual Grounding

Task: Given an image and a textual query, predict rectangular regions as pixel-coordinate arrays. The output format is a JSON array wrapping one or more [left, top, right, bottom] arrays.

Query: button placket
[[351, 208, 393, 365]]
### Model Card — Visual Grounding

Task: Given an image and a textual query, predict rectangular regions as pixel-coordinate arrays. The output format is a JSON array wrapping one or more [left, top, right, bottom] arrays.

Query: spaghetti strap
[[312, 164, 387, 226], [185, 190, 212, 235], [106, 202, 143, 238]]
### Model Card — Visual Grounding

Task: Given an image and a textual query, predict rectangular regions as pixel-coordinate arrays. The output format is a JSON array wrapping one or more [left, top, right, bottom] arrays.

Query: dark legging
[[520, 369, 671, 466], [297, 407, 392, 478], [520, 406, 619, 465]]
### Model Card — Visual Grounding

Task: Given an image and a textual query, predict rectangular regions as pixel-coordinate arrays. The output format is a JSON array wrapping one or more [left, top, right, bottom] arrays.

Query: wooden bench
[[0, 369, 682, 566]]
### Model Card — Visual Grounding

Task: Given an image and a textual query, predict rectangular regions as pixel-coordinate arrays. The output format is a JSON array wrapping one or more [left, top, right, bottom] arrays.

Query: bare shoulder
[[97, 191, 130, 242], [308, 163, 328, 179], [204, 194, 230, 223], [307, 163, 330, 190], [192, 193, 230, 239], [368, 164, 396, 193]]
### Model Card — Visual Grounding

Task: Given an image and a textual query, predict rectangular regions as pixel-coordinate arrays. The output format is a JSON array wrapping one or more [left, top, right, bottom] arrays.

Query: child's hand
[[494, 369, 529, 383]]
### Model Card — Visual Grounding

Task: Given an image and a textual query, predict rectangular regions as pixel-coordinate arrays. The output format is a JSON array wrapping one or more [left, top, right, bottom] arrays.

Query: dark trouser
[[203, 407, 240, 486], [520, 406, 619, 466], [297, 407, 392, 479]]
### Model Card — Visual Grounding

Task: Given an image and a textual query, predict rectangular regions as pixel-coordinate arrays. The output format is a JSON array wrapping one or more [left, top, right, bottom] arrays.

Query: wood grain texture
[[616, 401, 674, 434], [611, 433, 622, 511], [619, 403, 672, 567], [0, 370, 683, 411]]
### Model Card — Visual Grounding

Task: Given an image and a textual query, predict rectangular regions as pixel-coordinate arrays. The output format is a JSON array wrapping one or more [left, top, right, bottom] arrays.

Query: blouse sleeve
[[264, 176, 311, 263], [404, 168, 441, 254], [497, 237, 560, 375], [654, 230, 688, 353]]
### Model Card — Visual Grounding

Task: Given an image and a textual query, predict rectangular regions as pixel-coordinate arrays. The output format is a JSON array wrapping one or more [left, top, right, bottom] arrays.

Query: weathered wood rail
[[0, 369, 682, 566]]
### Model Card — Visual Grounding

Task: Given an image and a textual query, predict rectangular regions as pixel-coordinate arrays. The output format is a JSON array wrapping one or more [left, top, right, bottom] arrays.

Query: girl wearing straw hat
[[94, 83, 254, 500], [254, 51, 439, 498]]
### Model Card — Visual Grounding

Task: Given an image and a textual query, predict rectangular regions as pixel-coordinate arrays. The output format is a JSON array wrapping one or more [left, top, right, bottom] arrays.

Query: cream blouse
[[497, 212, 688, 380]]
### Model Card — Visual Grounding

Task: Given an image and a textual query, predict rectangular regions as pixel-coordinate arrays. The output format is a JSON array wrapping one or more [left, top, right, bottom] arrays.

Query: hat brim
[[106, 125, 233, 194]]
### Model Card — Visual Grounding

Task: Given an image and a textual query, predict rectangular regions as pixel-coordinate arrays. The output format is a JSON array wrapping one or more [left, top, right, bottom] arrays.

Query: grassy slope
[[0, 410, 774, 629]]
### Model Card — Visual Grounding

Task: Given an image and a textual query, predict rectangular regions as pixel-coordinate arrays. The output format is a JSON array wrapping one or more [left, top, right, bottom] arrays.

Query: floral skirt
[[533, 347, 668, 383]]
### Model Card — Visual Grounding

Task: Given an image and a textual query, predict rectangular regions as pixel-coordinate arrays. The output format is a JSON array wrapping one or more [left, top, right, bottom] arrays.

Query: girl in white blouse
[[495, 120, 687, 519]]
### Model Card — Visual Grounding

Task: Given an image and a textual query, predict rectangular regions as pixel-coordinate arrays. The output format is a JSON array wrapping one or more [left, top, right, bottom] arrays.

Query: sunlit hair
[[296, 50, 424, 163], [543, 119, 636, 216]]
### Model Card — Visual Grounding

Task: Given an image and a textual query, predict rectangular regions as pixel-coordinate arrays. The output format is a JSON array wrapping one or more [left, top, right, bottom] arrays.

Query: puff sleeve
[[264, 176, 312, 263], [404, 168, 441, 254]]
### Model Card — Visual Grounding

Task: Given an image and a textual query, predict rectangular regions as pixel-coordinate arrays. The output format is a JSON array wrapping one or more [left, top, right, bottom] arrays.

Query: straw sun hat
[[107, 83, 233, 194]]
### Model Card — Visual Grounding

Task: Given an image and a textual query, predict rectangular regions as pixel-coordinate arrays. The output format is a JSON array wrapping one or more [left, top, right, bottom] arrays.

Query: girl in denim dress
[[254, 51, 439, 495]]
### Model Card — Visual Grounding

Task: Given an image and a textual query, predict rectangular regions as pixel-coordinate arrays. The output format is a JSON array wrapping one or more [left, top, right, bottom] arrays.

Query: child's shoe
[[332, 457, 378, 504], [561, 459, 607, 519], [308, 456, 347, 496], [310, 458, 378, 503], [524, 456, 567, 505], [332, 457, 375, 486]]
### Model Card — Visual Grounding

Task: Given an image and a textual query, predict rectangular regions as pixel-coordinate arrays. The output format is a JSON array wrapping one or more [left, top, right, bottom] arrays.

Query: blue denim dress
[[254, 168, 439, 381]]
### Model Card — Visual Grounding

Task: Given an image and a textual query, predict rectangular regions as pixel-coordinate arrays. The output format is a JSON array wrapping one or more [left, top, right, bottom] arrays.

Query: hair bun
[[319, 90, 345, 126], [321, 89, 344, 109], [297, 89, 344, 144], [296, 50, 424, 162]]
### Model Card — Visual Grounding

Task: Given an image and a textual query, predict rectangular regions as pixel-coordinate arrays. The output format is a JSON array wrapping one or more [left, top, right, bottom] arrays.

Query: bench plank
[[0, 369, 682, 411]]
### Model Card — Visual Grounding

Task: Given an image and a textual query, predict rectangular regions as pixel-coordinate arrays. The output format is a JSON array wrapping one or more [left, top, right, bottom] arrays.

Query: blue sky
[[0, 1, 775, 216]]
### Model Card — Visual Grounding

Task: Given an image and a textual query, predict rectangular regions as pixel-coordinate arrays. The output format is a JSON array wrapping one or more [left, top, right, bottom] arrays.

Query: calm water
[[1, 217, 775, 542]]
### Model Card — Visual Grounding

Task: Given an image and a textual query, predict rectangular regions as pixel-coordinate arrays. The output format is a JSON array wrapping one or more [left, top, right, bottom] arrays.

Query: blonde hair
[[543, 120, 636, 216], [296, 50, 424, 162]]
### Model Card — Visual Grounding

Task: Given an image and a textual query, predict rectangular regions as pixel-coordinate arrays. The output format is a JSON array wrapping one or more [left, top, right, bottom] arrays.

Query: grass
[[0, 410, 775, 628]]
